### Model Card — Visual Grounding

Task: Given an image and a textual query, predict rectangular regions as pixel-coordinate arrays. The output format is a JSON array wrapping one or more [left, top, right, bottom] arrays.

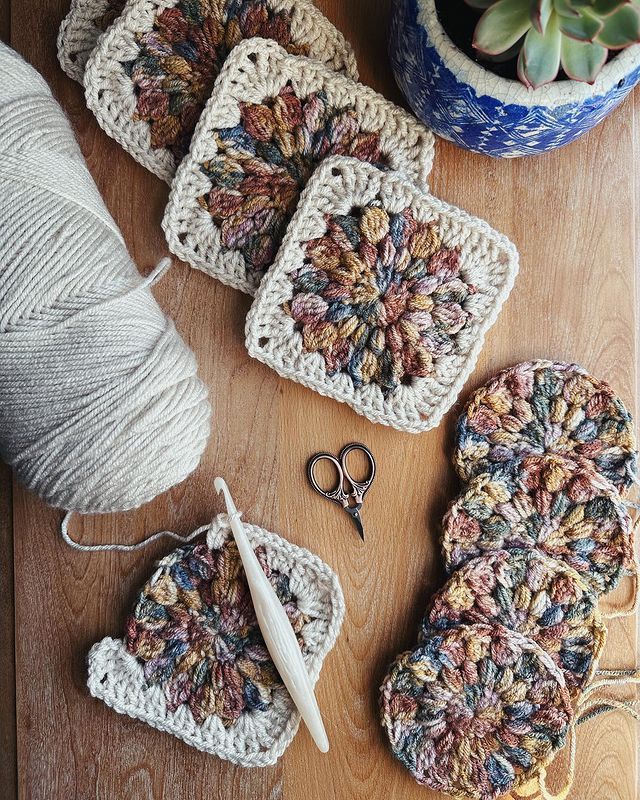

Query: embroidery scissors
[[307, 443, 376, 541]]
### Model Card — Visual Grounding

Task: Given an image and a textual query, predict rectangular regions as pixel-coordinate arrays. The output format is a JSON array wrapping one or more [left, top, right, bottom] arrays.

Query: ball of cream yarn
[[0, 43, 211, 513]]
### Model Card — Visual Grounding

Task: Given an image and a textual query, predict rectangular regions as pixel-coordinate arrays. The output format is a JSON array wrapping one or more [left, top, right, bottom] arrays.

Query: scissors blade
[[349, 511, 365, 542]]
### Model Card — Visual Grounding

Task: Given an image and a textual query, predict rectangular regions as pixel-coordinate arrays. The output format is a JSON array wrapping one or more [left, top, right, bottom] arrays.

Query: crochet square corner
[[87, 513, 345, 766], [58, 0, 126, 83], [83, 0, 359, 182], [162, 38, 435, 295], [245, 156, 519, 433]]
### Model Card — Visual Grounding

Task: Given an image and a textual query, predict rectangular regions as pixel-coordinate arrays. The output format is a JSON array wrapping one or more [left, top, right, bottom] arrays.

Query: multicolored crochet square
[[420, 547, 606, 695], [441, 452, 634, 595], [380, 623, 573, 800], [84, 0, 358, 181], [87, 513, 344, 766], [58, 0, 126, 83], [162, 39, 436, 294], [245, 157, 518, 433], [454, 359, 637, 492]]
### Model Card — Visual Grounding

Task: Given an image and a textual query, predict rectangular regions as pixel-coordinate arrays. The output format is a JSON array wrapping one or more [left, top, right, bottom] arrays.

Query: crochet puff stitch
[[87, 513, 344, 766], [84, 0, 358, 181], [245, 156, 518, 432], [162, 38, 436, 294], [380, 623, 573, 800]]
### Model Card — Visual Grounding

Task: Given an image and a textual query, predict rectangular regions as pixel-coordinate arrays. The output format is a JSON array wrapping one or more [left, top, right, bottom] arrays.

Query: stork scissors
[[307, 443, 376, 541]]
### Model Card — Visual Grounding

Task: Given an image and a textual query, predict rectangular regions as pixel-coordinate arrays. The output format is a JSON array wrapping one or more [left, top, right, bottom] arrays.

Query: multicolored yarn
[[126, 537, 306, 726], [199, 85, 386, 282], [84, 3, 358, 181], [125, 0, 307, 162], [245, 156, 518, 432], [163, 40, 436, 294], [454, 360, 637, 492], [380, 623, 573, 800], [284, 204, 469, 396], [441, 452, 633, 595], [420, 548, 606, 694], [87, 514, 345, 766]]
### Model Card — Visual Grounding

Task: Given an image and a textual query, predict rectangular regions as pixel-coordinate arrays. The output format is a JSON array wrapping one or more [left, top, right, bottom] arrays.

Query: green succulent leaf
[[554, 0, 581, 17], [596, 4, 640, 46], [518, 10, 562, 86], [473, 0, 533, 54], [558, 8, 604, 39], [531, 0, 554, 32], [592, 0, 630, 15], [561, 35, 608, 80]]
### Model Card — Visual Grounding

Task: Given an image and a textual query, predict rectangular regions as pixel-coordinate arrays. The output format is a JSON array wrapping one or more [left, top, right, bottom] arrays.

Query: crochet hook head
[[214, 477, 330, 753]]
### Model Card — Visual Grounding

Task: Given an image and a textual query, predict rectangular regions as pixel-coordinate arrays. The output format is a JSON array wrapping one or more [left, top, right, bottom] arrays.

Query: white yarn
[[0, 43, 211, 514]]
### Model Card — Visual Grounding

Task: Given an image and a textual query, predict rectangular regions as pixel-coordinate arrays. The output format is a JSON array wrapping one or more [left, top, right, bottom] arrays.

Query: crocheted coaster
[[380, 623, 573, 800], [441, 452, 634, 595], [84, 1, 358, 182], [87, 513, 344, 766], [57, 0, 125, 83], [162, 40, 436, 294], [420, 548, 606, 695], [245, 156, 518, 432], [454, 359, 637, 491]]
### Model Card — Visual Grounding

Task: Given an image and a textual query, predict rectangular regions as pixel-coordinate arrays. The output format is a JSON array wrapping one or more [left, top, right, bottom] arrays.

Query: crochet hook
[[214, 477, 330, 753]]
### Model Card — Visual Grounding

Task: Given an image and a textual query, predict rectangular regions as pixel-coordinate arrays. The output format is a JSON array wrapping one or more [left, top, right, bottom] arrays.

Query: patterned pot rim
[[416, 0, 640, 108]]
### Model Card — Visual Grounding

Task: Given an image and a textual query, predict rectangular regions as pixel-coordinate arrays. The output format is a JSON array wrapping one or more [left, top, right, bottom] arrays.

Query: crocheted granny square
[[380, 623, 573, 800], [245, 157, 518, 433], [454, 359, 637, 491], [84, 0, 358, 182], [58, 0, 126, 83], [441, 452, 634, 594], [162, 39, 435, 294], [420, 547, 606, 695], [87, 513, 344, 766]]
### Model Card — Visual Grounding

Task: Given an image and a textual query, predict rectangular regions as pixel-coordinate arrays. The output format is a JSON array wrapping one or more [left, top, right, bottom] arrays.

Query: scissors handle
[[339, 442, 376, 502], [307, 452, 351, 508]]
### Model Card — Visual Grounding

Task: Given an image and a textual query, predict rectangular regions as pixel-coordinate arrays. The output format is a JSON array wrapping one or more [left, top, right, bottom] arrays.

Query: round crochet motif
[[124, 0, 308, 162], [421, 548, 605, 695], [199, 85, 387, 281], [442, 453, 633, 595], [286, 203, 469, 396], [380, 623, 573, 800], [454, 360, 637, 492], [126, 537, 307, 726]]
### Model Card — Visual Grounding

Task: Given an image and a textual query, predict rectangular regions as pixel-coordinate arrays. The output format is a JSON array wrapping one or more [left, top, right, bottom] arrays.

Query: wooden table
[[1, 1, 638, 798]]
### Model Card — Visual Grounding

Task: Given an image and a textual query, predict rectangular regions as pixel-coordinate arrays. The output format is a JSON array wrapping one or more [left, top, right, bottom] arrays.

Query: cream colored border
[[58, 0, 119, 83], [84, 0, 358, 182], [245, 155, 519, 434], [163, 38, 435, 294]]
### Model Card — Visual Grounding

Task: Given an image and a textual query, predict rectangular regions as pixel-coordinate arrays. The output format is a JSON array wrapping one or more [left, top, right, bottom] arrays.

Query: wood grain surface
[[1, 1, 639, 798]]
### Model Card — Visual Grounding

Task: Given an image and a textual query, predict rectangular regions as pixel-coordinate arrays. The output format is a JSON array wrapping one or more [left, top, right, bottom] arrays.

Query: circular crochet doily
[[441, 452, 633, 595], [420, 547, 606, 694], [380, 623, 573, 800], [453, 360, 637, 492]]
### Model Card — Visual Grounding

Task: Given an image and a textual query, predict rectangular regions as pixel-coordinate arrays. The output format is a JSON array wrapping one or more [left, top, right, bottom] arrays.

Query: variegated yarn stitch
[[454, 360, 637, 492], [420, 547, 606, 695], [163, 39, 436, 295], [441, 452, 634, 595], [380, 623, 573, 800], [246, 157, 518, 432], [88, 514, 345, 766], [83, 0, 358, 181]]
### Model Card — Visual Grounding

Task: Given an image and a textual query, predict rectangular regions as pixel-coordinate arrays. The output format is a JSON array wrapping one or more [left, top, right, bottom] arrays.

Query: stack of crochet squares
[[59, 0, 519, 432], [380, 360, 638, 800]]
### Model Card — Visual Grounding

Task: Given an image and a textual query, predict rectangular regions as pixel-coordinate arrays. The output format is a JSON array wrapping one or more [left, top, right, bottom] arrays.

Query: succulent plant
[[466, 0, 640, 87]]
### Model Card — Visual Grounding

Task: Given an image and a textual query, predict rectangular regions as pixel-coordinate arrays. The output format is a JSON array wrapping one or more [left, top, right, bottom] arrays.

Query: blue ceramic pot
[[389, 0, 640, 158]]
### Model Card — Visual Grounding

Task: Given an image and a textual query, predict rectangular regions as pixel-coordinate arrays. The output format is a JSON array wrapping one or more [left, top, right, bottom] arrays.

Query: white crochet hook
[[214, 477, 329, 753]]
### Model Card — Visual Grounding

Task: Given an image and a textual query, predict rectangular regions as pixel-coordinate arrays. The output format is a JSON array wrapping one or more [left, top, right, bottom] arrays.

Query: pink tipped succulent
[[466, 0, 640, 88]]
